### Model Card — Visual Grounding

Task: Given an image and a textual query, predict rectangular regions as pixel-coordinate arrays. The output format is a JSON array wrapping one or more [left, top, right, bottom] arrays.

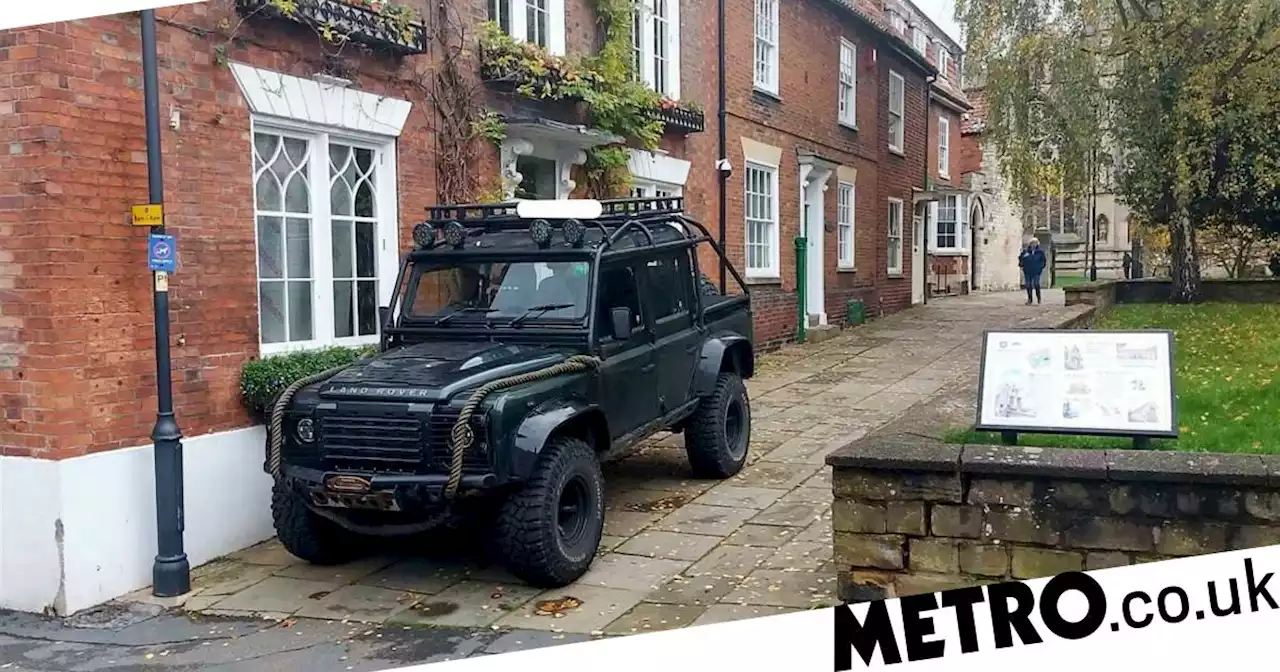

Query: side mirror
[[609, 307, 632, 340]]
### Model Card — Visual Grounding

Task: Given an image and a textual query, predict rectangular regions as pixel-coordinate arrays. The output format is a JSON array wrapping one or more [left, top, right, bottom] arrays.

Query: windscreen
[[403, 261, 592, 323]]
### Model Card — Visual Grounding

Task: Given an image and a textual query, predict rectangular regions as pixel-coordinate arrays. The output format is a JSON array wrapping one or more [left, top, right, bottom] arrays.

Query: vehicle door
[[595, 261, 659, 440], [638, 249, 701, 416]]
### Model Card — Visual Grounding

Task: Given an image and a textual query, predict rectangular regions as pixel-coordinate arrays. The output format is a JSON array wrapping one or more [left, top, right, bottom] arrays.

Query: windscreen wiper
[[508, 303, 575, 327], [434, 306, 498, 326]]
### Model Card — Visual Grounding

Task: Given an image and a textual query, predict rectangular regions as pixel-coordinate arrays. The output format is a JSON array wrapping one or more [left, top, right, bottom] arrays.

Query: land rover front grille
[[315, 411, 491, 474], [320, 416, 423, 472], [427, 409, 490, 472]]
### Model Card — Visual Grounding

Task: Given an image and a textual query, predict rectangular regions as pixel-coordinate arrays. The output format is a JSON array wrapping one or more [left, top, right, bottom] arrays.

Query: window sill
[[744, 275, 783, 286], [938, 172, 951, 181], [753, 86, 781, 102], [888, 146, 906, 157], [932, 249, 969, 257], [838, 120, 858, 132], [837, 266, 856, 273], [887, 272, 904, 279]]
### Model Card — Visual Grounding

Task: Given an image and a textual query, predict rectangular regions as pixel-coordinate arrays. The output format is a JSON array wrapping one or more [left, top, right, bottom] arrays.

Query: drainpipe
[[796, 166, 812, 344], [716, 0, 727, 291], [922, 74, 935, 305]]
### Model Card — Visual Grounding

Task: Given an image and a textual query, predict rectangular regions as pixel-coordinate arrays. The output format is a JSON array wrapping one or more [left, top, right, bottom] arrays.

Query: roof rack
[[425, 196, 684, 227]]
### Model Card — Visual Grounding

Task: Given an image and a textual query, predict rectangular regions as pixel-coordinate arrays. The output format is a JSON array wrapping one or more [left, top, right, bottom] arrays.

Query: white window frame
[[934, 194, 968, 254], [837, 181, 855, 269], [887, 197, 904, 275], [912, 27, 927, 53], [753, 0, 779, 95], [744, 161, 780, 278], [250, 118, 400, 356], [838, 38, 857, 127], [890, 12, 907, 35], [490, 0, 567, 55], [938, 116, 950, 179], [937, 48, 951, 80], [888, 70, 905, 154], [632, 0, 681, 99], [631, 179, 683, 199]]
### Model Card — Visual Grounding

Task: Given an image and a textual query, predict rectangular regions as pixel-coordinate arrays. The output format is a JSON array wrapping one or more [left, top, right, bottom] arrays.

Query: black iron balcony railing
[[235, 0, 428, 56], [647, 104, 706, 134]]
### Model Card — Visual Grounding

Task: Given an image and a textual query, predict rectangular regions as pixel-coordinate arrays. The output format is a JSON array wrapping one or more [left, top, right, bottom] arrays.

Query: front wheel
[[684, 372, 751, 479], [271, 481, 362, 565], [494, 436, 605, 587]]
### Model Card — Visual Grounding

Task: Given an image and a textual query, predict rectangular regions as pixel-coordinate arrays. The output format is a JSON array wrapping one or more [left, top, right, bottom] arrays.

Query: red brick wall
[[928, 104, 962, 187], [957, 128, 984, 178], [681, 0, 929, 344]]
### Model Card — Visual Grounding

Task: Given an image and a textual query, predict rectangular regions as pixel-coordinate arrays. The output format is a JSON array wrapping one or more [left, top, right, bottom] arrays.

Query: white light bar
[[515, 199, 604, 220]]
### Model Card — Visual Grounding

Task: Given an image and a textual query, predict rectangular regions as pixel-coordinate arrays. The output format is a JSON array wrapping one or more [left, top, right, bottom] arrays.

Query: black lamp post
[[141, 8, 191, 598]]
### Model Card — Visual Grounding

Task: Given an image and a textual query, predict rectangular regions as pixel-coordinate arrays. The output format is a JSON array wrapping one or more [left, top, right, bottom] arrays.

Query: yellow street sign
[[131, 204, 164, 227]]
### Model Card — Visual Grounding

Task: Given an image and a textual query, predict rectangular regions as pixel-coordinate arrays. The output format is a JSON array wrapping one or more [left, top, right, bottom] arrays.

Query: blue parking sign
[[148, 234, 177, 273]]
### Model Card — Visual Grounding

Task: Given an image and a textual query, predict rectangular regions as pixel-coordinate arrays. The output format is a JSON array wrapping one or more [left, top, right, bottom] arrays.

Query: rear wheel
[[271, 481, 362, 565], [494, 436, 605, 587], [685, 372, 751, 478]]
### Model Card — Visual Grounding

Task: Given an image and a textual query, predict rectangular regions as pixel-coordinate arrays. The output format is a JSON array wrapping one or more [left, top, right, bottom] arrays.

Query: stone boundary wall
[[1065, 278, 1280, 308], [826, 439, 1280, 602]]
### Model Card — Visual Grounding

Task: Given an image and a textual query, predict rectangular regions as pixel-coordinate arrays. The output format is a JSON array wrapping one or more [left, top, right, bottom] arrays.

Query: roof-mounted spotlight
[[443, 220, 466, 248], [530, 219, 552, 248], [562, 218, 585, 248], [413, 222, 437, 249]]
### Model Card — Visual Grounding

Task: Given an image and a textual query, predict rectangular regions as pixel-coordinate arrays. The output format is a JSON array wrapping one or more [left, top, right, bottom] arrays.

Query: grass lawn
[[1052, 274, 1091, 288], [948, 302, 1280, 454]]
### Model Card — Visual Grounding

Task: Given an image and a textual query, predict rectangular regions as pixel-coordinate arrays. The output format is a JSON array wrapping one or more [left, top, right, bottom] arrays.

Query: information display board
[[976, 329, 1178, 439]]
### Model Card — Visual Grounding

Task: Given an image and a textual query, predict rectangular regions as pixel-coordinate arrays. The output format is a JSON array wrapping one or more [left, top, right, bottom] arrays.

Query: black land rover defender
[[265, 196, 756, 587]]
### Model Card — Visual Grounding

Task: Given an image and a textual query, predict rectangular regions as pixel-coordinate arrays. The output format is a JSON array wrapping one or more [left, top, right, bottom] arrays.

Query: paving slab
[[603, 602, 709, 635], [211, 577, 342, 615], [692, 484, 786, 509], [653, 504, 757, 537], [691, 604, 801, 627], [357, 558, 469, 596], [495, 585, 648, 634], [614, 530, 723, 561], [294, 585, 417, 624], [683, 544, 774, 579], [721, 568, 841, 609], [721, 523, 801, 548], [644, 574, 744, 606], [575, 553, 691, 592], [388, 581, 543, 628]]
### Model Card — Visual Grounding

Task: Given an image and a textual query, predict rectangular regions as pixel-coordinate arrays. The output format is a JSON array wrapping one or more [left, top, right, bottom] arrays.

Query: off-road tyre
[[685, 372, 751, 479], [494, 436, 605, 587], [271, 481, 362, 566]]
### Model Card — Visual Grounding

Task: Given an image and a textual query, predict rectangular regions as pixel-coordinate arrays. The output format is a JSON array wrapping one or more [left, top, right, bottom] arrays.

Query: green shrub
[[240, 345, 376, 417]]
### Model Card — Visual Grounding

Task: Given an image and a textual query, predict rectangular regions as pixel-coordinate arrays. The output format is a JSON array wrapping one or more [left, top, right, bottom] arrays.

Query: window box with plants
[[646, 98, 705, 134], [234, 0, 428, 55]]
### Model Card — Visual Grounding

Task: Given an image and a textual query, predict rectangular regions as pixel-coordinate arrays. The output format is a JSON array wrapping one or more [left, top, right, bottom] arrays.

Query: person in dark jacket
[[1018, 238, 1047, 305]]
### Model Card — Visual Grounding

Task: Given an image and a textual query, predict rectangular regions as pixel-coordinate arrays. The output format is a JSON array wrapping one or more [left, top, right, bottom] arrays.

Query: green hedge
[[240, 345, 376, 417]]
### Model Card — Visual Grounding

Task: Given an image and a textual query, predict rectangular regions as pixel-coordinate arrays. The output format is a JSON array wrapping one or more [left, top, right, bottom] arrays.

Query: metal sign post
[[141, 8, 190, 598]]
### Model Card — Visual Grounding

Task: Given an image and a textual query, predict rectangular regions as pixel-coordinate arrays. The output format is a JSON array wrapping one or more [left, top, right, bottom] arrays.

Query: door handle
[[641, 363, 656, 373]]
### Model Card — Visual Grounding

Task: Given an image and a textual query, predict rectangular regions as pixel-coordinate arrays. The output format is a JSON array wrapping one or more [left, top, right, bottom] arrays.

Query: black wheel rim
[[724, 397, 748, 461], [557, 475, 591, 547]]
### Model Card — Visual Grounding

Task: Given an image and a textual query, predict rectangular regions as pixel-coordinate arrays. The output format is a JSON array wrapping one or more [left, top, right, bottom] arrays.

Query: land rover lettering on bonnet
[[264, 197, 757, 587]]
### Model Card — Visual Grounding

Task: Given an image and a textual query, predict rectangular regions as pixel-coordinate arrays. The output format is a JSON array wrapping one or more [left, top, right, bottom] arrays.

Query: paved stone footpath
[[126, 290, 1085, 641]]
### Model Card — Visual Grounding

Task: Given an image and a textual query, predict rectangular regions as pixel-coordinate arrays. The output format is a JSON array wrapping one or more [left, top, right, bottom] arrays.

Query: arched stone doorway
[[969, 196, 986, 290]]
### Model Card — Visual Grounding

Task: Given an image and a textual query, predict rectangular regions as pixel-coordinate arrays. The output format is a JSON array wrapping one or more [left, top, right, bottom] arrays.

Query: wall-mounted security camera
[[716, 158, 733, 178]]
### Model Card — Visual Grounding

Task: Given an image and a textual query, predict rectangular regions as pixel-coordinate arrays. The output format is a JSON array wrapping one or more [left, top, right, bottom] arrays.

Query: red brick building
[[0, 0, 935, 614], [880, 0, 973, 297]]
